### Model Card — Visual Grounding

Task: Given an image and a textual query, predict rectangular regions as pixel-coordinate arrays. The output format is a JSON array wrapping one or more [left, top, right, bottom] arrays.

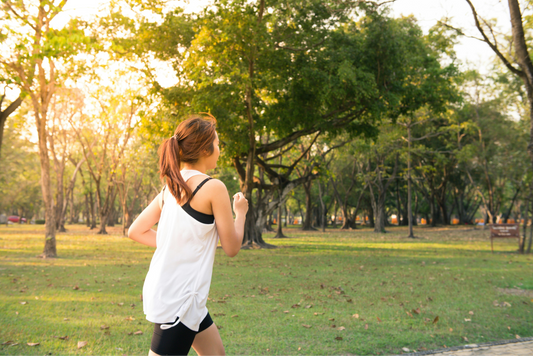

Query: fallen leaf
[[302, 324, 312, 328], [58, 336, 69, 340], [27, 343, 40, 347], [449, 328, 453, 332], [503, 302, 512, 307], [304, 304, 312, 309], [406, 311, 413, 317], [2, 341, 14, 345], [216, 325, 222, 329], [19, 301, 27, 305], [118, 303, 124, 306], [73, 286, 79, 290], [352, 314, 359, 319], [63, 318, 69, 321], [377, 317, 382, 322], [214, 313, 225, 317], [329, 318, 335, 321], [298, 347, 301, 351], [231, 314, 238, 318], [516, 334, 521, 339], [313, 312, 324, 316], [412, 308, 420, 315], [100, 325, 110, 330], [335, 336, 343, 341], [133, 331, 143, 335], [433, 316, 439, 324], [402, 347, 410, 352], [78, 341, 87, 349], [462, 336, 468, 342], [468, 311, 474, 315], [283, 310, 289, 314], [125, 316, 135, 321], [291, 304, 300, 308], [364, 324, 368, 330], [464, 318, 471, 322], [337, 326, 346, 331]]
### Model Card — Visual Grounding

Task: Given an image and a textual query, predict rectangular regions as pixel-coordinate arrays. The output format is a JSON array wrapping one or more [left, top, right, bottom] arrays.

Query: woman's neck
[[181, 163, 207, 174]]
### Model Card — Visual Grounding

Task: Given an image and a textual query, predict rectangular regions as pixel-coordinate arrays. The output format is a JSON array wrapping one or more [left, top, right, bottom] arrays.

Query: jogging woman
[[128, 114, 248, 356]]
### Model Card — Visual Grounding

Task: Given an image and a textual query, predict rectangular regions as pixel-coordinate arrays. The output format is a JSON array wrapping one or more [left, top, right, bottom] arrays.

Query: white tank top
[[142, 170, 219, 331]]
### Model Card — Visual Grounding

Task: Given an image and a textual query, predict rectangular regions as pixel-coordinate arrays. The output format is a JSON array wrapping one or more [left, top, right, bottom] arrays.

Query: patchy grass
[[0, 224, 532, 355]]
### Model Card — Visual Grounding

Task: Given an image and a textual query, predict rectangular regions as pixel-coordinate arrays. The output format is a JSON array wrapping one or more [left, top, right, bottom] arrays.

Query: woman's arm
[[209, 180, 248, 257], [127, 193, 162, 248]]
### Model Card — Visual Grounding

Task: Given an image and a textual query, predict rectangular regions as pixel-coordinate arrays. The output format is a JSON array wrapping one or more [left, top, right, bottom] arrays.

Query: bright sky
[[389, 0, 512, 74], [58, 0, 511, 77]]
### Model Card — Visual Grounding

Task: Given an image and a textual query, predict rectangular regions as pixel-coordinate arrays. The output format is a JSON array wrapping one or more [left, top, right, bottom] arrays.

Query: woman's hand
[[232, 192, 248, 217]]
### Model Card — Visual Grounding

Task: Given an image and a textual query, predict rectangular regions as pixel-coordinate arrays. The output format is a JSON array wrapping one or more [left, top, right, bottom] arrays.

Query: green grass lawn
[[1, 224, 532, 355]]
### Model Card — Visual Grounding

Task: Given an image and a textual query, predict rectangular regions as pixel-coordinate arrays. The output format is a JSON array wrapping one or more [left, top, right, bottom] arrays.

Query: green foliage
[[0, 111, 42, 217], [126, 1, 459, 163]]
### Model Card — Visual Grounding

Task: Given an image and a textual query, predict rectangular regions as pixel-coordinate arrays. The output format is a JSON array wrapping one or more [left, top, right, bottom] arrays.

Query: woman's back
[[143, 170, 219, 332]]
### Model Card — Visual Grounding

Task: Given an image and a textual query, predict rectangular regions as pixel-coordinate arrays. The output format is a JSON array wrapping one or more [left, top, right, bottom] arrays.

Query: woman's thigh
[[191, 323, 225, 356]]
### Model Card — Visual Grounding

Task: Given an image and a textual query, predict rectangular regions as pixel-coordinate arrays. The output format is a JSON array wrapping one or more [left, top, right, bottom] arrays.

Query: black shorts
[[150, 312, 214, 356]]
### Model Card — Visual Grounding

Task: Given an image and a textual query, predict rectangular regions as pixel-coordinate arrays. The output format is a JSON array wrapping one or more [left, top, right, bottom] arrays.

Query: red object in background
[[7, 216, 26, 223]]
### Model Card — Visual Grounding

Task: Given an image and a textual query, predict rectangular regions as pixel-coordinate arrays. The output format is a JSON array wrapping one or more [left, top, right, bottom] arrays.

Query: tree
[[0, 0, 92, 257], [328, 146, 367, 230], [70, 83, 140, 234], [128, 2, 459, 246], [0, 106, 42, 219], [47, 88, 84, 231]]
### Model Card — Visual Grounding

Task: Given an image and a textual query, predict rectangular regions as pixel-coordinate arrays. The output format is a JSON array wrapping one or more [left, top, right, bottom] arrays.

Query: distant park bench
[[489, 224, 520, 253]]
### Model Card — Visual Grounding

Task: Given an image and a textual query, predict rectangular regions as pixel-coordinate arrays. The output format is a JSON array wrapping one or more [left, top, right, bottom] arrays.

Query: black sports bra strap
[[161, 185, 166, 207], [189, 177, 212, 200]]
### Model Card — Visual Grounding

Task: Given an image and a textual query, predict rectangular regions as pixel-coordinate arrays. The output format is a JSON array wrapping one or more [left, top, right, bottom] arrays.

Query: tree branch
[[464, 0, 523, 77]]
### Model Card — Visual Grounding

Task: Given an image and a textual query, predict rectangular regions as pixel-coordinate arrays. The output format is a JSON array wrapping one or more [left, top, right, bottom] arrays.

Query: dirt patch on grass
[[497, 288, 533, 297]]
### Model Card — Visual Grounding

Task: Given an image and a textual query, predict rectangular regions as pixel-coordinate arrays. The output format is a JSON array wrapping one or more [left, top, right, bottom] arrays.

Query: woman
[[128, 114, 248, 356]]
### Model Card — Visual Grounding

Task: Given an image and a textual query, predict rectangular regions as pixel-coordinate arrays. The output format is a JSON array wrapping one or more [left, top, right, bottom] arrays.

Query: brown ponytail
[[158, 114, 217, 204]]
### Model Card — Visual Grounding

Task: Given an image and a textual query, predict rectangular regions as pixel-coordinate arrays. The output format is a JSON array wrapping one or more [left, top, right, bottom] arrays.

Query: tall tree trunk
[[68, 186, 76, 224], [318, 181, 326, 232], [89, 190, 96, 229], [467, 0, 533, 251], [367, 206, 375, 228], [332, 200, 337, 228], [283, 201, 289, 227], [430, 192, 438, 227], [54, 162, 66, 232], [274, 189, 288, 238], [396, 180, 402, 226], [35, 110, 57, 257], [301, 180, 316, 231], [374, 196, 387, 233], [84, 193, 90, 227], [520, 193, 530, 253]]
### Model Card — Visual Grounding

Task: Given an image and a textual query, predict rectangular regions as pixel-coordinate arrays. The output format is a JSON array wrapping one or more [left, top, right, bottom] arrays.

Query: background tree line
[[1, 0, 532, 256]]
